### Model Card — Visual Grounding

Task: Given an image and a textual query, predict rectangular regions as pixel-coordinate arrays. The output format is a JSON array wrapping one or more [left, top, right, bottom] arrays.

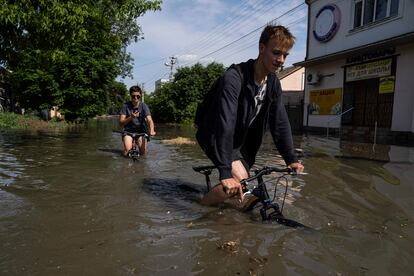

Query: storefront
[[342, 50, 397, 129], [296, 0, 414, 145]]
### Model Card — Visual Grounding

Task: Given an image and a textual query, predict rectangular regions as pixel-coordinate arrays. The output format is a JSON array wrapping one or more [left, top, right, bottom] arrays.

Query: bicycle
[[113, 130, 148, 162], [193, 165, 309, 228]]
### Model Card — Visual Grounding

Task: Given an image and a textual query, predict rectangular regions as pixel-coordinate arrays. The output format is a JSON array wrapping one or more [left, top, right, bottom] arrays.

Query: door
[[343, 78, 393, 128]]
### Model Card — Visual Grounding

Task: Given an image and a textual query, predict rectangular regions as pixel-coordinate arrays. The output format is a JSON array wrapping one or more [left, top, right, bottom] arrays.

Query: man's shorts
[[122, 127, 147, 142]]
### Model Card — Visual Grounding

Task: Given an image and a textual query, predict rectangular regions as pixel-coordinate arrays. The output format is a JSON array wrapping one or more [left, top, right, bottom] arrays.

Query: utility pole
[[165, 56, 177, 81], [140, 82, 145, 102]]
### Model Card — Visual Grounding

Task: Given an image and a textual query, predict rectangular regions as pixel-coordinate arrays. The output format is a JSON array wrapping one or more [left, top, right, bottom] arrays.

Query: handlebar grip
[[264, 166, 293, 173]]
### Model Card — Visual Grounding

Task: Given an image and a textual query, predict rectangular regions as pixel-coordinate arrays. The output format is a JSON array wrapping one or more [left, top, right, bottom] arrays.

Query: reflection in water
[[0, 120, 414, 275]]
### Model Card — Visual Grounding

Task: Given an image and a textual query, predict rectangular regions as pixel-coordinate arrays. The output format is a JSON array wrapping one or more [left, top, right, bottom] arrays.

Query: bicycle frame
[[240, 167, 294, 224], [193, 165, 308, 228], [113, 130, 148, 162]]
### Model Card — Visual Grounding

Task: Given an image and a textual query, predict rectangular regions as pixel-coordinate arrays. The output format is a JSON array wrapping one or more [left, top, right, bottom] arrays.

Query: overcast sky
[[121, 0, 308, 92]]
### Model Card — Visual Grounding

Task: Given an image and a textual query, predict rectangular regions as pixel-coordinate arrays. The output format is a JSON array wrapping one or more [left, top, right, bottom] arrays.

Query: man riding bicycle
[[196, 25, 304, 205], [119, 85, 156, 157]]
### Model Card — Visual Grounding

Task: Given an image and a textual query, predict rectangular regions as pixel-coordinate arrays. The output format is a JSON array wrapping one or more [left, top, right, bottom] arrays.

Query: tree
[[0, 0, 161, 120], [148, 62, 225, 123]]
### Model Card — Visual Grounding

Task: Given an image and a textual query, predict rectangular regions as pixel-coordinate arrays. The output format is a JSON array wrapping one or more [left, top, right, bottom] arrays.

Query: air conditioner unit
[[306, 72, 320, 85]]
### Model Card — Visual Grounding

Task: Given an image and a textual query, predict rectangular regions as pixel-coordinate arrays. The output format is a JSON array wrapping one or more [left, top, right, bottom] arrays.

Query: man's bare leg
[[200, 160, 249, 206], [122, 135, 133, 157], [138, 136, 147, 155]]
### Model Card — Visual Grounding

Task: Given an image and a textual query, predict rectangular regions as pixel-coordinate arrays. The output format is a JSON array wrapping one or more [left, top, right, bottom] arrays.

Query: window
[[390, 0, 399, 16], [353, 0, 400, 28], [354, 1, 363, 27], [364, 0, 375, 24], [375, 0, 387, 21]]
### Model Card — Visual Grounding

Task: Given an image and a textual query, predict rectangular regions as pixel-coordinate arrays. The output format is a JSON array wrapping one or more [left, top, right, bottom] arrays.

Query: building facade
[[155, 78, 170, 91], [278, 66, 305, 133], [296, 0, 414, 145]]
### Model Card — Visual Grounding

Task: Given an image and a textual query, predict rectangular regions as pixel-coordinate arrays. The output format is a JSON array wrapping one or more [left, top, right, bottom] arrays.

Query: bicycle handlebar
[[240, 166, 293, 186], [112, 130, 148, 139], [193, 165, 296, 183]]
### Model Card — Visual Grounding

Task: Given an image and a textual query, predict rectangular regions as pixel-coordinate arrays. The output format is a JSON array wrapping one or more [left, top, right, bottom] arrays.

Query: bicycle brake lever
[[240, 180, 249, 193], [290, 172, 308, 177]]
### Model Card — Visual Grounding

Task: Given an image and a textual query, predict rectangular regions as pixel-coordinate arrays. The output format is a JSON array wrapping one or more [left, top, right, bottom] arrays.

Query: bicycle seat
[[192, 165, 216, 173]]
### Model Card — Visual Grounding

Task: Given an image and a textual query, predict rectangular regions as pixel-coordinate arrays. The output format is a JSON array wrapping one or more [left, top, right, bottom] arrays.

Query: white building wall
[[304, 59, 345, 128], [280, 68, 305, 91], [392, 42, 414, 132], [308, 0, 414, 59]]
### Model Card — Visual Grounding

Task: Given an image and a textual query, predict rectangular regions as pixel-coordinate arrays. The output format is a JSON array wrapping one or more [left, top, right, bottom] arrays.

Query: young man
[[119, 86, 156, 156], [196, 25, 304, 205]]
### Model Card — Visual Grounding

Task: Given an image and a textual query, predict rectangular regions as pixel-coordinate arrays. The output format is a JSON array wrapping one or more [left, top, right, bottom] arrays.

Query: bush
[[0, 112, 19, 128], [0, 112, 68, 129]]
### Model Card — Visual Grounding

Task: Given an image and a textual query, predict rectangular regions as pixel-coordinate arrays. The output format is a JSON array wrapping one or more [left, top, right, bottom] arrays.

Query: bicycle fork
[[254, 175, 283, 221]]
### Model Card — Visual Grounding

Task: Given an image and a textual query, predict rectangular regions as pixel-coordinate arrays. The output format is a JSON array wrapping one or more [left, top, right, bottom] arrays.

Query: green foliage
[[0, 111, 68, 129], [0, 0, 161, 120], [148, 62, 225, 123], [107, 81, 128, 114], [0, 112, 19, 128]]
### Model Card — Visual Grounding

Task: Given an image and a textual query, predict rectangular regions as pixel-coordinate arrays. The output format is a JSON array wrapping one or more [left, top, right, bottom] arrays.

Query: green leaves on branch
[[147, 62, 225, 124], [0, 0, 161, 120]]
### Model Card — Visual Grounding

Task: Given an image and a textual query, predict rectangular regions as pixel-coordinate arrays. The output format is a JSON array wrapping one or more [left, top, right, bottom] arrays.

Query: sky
[[120, 0, 308, 93]]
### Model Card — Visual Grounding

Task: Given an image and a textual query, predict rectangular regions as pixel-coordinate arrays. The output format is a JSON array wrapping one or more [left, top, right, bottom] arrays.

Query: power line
[[176, 0, 253, 54], [140, 1, 306, 89], [209, 5, 308, 62], [213, 15, 307, 63], [138, 0, 254, 70], [177, 2, 305, 68], [196, 3, 306, 62], [186, 0, 278, 57]]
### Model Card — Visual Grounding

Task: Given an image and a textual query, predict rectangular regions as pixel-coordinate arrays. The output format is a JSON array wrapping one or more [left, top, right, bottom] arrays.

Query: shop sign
[[346, 58, 392, 82], [309, 88, 342, 115], [379, 76, 395, 94], [346, 47, 395, 64]]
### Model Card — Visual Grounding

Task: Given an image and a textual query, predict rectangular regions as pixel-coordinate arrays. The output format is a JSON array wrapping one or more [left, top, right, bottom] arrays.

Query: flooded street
[[1, 118, 413, 275]]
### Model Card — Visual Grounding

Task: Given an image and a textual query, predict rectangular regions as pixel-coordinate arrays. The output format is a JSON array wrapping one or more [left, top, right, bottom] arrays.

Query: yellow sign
[[346, 58, 392, 82], [309, 88, 342, 115], [379, 76, 395, 94]]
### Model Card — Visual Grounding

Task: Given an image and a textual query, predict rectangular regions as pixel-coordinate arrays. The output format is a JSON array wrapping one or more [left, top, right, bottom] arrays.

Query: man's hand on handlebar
[[221, 178, 244, 202], [288, 161, 304, 174]]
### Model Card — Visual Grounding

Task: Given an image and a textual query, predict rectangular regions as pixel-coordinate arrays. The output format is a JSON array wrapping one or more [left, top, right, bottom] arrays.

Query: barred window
[[353, 0, 399, 28]]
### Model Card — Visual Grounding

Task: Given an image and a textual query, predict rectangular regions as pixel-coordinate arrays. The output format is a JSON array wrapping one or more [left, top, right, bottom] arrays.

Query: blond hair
[[259, 25, 295, 49]]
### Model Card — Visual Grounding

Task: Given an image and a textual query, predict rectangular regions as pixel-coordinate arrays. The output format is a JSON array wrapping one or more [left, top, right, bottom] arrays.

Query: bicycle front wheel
[[267, 211, 308, 228]]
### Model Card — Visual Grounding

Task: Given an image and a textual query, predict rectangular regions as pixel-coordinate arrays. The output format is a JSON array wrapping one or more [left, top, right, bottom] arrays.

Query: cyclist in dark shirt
[[196, 25, 304, 205], [119, 86, 156, 156]]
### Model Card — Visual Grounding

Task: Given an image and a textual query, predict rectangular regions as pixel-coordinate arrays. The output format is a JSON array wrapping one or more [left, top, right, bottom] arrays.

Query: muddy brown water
[[1, 118, 413, 275]]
